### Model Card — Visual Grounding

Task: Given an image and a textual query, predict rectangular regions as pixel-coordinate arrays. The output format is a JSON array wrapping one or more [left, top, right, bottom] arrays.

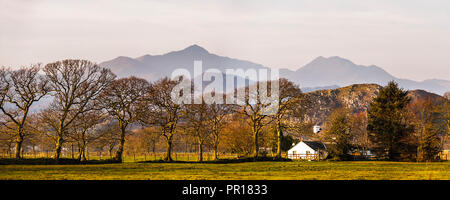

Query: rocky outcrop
[[303, 83, 446, 125]]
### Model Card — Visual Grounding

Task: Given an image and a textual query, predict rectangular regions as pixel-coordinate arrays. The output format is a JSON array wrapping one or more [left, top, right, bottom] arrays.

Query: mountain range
[[99, 44, 450, 95]]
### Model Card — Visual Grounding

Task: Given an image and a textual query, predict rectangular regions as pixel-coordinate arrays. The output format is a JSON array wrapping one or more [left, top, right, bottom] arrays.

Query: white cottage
[[287, 141, 327, 160]]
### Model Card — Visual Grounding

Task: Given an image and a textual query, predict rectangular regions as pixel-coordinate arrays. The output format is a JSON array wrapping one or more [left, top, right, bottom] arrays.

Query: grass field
[[1, 160, 449, 180]]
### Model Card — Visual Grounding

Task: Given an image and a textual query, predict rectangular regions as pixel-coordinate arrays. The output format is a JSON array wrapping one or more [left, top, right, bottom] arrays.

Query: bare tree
[[351, 112, 370, 156], [323, 108, 354, 160], [206, 97, 234, 160], [98, 76, 150, 162], [409, 97, 447, 161], [221, 113, 254, 156], [146, 77, 184, 161], [0, 116, 16, 157], [0, 65, 49, 158], [43, 60, 115, 161], [133, 127, 160, 155], [21, 113, 43, 158], [68, 110, 106, 161], [94, 119, 121, 158], [238, 84, 273, 158], [185, 100, 211, 161], [272, 78, 305, 158]]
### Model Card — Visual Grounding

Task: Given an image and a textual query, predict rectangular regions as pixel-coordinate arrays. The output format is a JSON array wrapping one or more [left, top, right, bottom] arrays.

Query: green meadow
[[1, 160, 449, 180]]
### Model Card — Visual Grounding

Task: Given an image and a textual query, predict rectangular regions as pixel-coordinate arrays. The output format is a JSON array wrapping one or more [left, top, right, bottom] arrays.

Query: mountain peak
[[181, 44, 209, 54], [112, 56, 135, 62], [304, 56, 355, 70], [311, 56, 326, 62], [136, 54, 152, 61]]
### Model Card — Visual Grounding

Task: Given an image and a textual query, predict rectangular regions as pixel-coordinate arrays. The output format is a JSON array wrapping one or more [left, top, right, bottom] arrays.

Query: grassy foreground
[[0, 160, 449, 180]]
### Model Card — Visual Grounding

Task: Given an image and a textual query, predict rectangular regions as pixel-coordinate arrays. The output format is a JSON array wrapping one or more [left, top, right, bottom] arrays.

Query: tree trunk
[[54, 123, 66, 161], [81, 132, 87, 161], [115, 142, 124, 162], [77, 142, 82, 161], [71, 143, 74, 159], [213, 148, 218, 160], [253, 128, 259, 158], [198, 140, 203, 162], [164, 135, 173, 162], [77, 141, 87, 161], [83, 147, 87, 161], [14, 128, 24, 159], [54, 135, 63, 161], [114, 126, 126, 162], [276, 121, 282, 158], [109, 147, 113, 158], [32, 145, 36, 158], [213, 138, 219, 160]]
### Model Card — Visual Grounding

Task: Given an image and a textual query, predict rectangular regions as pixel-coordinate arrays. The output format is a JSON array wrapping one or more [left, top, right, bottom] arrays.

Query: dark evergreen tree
[[367, 81, 415, 161]]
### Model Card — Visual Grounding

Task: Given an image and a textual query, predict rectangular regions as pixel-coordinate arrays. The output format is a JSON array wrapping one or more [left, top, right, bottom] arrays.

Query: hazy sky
[[1, 0, 449, 81]]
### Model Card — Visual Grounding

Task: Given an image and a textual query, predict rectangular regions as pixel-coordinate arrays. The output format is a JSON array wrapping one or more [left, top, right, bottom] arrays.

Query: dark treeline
[[0, 60, 448, 162]]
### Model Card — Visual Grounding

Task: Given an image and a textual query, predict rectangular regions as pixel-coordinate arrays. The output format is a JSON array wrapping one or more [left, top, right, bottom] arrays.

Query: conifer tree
[[367, 81, 415, 161]]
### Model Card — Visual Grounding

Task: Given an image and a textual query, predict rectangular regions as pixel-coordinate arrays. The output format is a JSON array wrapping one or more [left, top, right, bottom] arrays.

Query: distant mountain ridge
[[280, 56, 396, 88], [100, 45, 266, 82], [280, 56, 449, 95], [99, 44, 450, 95]]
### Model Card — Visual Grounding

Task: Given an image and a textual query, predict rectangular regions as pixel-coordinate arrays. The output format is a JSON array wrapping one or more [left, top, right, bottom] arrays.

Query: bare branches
[[98, 76, 150, 161], [99, 76, 150, 126], [0, 65, 50, 158], [44, 60, 115, 128], [43, 59, 116, 160], [237, 82, 274, 158], [0, 68, 10, 112], [146, 78, 184, 134], [145, 77, 184, 161]]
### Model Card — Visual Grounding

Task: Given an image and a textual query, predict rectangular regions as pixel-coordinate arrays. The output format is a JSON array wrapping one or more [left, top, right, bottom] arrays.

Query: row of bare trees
[[2, 60, 447, 162], [0, 59, 309, 162], [1, 60, 115, 161]]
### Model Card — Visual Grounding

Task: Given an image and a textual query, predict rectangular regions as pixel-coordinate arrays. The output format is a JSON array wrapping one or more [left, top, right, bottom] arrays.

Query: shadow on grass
[[139, 156, 292, 164], [0, 158, 121, 165], [0, 156, 293, 165]]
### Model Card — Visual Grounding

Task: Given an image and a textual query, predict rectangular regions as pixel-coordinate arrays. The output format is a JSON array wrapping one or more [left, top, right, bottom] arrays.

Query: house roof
[[303, 141, 326, 150]]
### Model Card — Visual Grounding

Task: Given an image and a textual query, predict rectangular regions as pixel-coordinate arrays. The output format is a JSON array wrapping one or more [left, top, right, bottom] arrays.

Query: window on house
[[306, 151, 310, 155]]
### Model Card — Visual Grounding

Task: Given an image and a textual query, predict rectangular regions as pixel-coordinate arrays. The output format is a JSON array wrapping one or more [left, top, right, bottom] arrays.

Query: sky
[[0, 0, 449, 81]]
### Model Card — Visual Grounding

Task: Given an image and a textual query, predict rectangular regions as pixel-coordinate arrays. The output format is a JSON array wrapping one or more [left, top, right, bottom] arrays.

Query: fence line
[[286, 153, 320, 160], [0, 151, 240, 162]]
